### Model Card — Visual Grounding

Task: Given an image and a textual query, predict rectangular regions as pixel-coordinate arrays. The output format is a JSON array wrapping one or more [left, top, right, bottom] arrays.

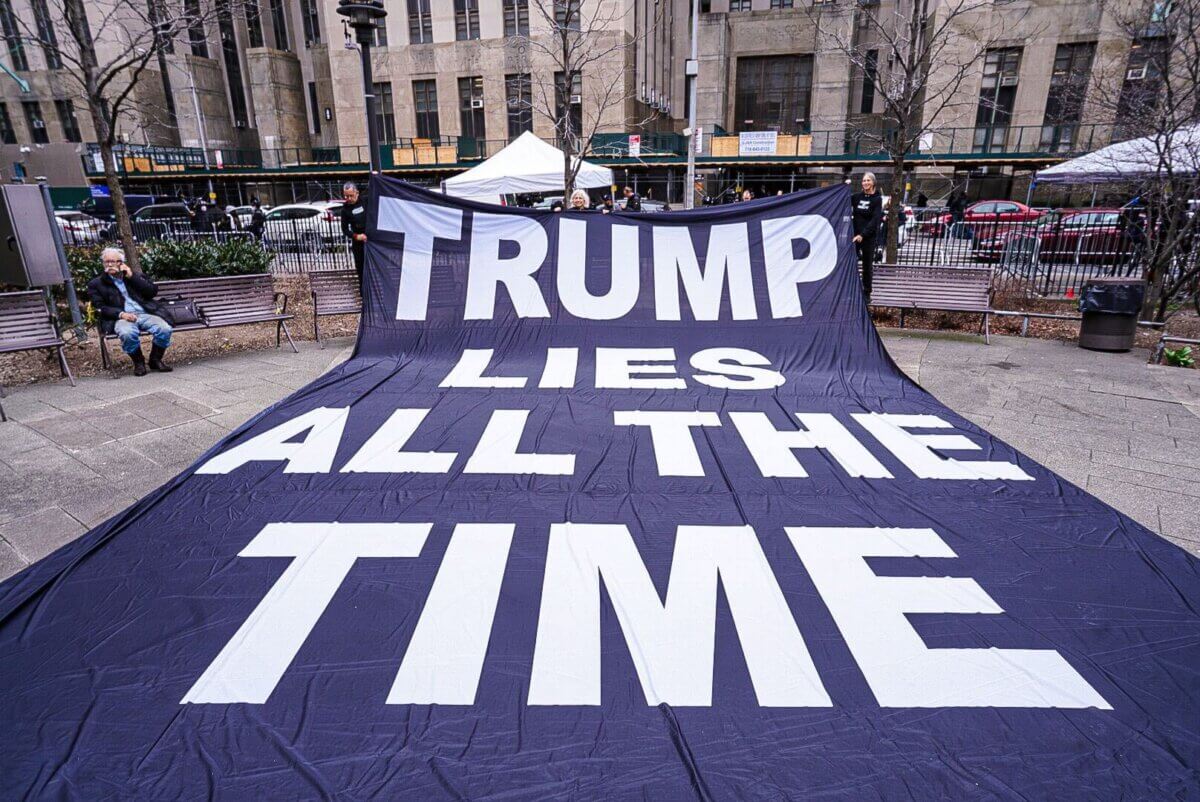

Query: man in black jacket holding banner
[[851, 172, 883, 298], [341, 182, 368, 285]]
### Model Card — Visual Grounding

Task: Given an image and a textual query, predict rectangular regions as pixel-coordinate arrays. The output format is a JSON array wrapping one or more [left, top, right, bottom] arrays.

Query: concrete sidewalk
[[0, 332, 1196, 581]]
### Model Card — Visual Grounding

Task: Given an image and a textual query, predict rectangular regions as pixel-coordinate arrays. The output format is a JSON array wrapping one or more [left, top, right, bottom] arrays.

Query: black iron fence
[[888, 207, 1187, 298], [58, 214, 354, 273], [57, 204, 1197, 302]]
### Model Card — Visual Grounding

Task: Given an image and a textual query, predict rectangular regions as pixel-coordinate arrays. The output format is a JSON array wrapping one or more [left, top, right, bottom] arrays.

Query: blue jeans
[[114, 313, 173, 355]]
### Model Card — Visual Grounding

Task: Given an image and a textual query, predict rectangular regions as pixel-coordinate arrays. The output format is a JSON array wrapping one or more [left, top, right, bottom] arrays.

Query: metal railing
[[889, 206, 1173, 298], [82, 124, 1120, 178]]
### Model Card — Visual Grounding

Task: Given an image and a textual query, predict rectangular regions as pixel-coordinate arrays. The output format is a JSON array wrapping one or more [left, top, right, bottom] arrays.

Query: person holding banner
[[341, 182, 368, 285], [851, 172, 883, 297], [569, 189, 590, 211]]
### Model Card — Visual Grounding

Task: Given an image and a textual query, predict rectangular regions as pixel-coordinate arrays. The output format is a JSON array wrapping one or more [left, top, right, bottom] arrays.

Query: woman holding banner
[[851, 172, 883, 297]]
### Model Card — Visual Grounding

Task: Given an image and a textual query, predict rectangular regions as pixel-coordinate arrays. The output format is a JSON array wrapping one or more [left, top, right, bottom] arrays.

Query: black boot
[[149, 344, 173, 372], [130, 348, 148, 377]]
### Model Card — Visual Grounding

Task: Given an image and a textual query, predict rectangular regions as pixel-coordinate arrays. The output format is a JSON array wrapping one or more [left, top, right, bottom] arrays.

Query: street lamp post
[[683, 0, 700, 209], [337, 0, 388, 174]]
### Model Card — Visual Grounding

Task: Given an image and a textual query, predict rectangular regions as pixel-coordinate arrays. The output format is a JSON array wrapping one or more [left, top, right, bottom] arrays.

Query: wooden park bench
[[1, 290, 75, 422], [870, 264, 994, 343], [98, 274, 297, 372], [1151, 333, 1200, 364], [309, 269, 361, 348]]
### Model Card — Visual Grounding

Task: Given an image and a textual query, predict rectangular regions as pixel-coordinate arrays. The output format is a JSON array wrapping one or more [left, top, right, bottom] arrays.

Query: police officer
[[341, 181, 368, 284], [851, 172, 883, 297]]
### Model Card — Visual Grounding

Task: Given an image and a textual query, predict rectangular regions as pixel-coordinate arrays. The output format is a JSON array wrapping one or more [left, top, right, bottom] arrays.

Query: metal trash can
[[1078, 277, 1145, 352]]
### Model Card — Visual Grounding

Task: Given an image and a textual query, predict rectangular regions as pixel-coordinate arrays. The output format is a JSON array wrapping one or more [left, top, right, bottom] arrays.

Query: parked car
[[261, 202, 344, 250], [54, 211, 104, 245], [228, 204, 271, 229], [920, 200, 1042, 238], [974, 208, 1132, 264]]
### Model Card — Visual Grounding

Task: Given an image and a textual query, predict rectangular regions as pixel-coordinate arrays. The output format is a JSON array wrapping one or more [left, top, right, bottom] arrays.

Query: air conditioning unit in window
[[570, 94, 581, 104], [235, 120, 248, 128], [1000, 75, 1018, 86], [32, 120, 44, 128], [1126, 64, 1148, 80], [471, 98, 484, 108]]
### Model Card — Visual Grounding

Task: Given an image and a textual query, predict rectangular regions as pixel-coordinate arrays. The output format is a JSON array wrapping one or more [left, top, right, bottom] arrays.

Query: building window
[[55, 100, 81, 142], [0, 0, 28, 71], [308, 81, 321, 135], [554, 0, 580, 30], [412, 79, 439, 139], [455, 0, 480, 40], [372, 16, 388, 46], [505, 73, 532, 139], [217, 0, 249, 127], [408, 0, 432, 43], [770, 0, 793, 8], [1040, 41, 1094, 152], [973, 46, 1021, 152], [0, 103, 15, 144], [22, 101, 48, 144], [375, 81, 397, 141], [301, 0, 321, 45], [734, 54, 814, 133], [269, 0, 290, 50], [458, 76, 486, 156], [504, 0, 529, 35], [859, 49, 877, 114], [33, 0, 61, 69], [185, 0, 208, 58], [1117, 37, 1166, 135], [554, 71, 583, 142], [245, 0, 265, 48], [729, 0, 751, 11]]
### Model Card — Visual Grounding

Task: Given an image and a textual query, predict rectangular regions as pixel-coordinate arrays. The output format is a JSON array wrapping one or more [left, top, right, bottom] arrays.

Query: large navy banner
[[2, 178, 1199, 798]]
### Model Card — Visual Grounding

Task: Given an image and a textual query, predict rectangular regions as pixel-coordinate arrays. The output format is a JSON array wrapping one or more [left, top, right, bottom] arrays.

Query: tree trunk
[[886, 155, 905, 264]]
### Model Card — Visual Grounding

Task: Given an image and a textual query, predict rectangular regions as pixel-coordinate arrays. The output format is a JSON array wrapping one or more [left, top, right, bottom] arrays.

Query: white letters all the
[[195, 407, 348, 474], [529, 523, 831, 707], [729, 412, 891, 478], [341, 409, 456, 473], [613, 410, 721, 476], [853, 413, 1033, 480], [463, 409, 575, 474], [788, 526, 1110, 708]]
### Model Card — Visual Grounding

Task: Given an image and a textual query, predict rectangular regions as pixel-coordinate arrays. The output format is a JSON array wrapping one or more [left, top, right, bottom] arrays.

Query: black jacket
[[851, 192, 883, 240], [341, 197, 368, 239], [87, 272, 162, 334]]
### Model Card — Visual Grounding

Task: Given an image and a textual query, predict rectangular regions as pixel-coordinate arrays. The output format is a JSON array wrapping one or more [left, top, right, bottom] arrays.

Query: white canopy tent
[[443, 132, 614, 200], [1037, 124, 1200, 184]]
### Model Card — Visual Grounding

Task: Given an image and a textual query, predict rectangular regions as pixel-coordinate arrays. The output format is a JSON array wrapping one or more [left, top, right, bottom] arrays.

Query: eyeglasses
[[102, 259, 123, 265]]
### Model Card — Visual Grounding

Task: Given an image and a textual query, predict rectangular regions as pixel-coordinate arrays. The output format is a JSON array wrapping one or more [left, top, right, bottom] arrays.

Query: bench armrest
[[274, 291, 289, 315]]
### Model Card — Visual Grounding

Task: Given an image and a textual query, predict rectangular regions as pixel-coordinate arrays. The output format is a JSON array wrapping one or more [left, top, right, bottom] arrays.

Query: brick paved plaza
[[0, 332, 1196, 581]]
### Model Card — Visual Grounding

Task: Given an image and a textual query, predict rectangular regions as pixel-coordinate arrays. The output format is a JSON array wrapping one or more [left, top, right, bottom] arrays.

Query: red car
[[920, 200, 1042, 238], [974, 208, 1134, 264]]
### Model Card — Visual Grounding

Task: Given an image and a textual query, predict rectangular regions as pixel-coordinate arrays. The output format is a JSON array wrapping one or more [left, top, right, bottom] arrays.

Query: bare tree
[[1085, 0, 1200, 320], [512, 0, 653, 193], [3, 0, 229, 270], [809, 0, 1024, 262]]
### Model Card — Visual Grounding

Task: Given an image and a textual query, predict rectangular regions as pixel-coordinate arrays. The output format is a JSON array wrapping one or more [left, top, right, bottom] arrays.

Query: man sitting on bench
[[87, 247, 173, 376]]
